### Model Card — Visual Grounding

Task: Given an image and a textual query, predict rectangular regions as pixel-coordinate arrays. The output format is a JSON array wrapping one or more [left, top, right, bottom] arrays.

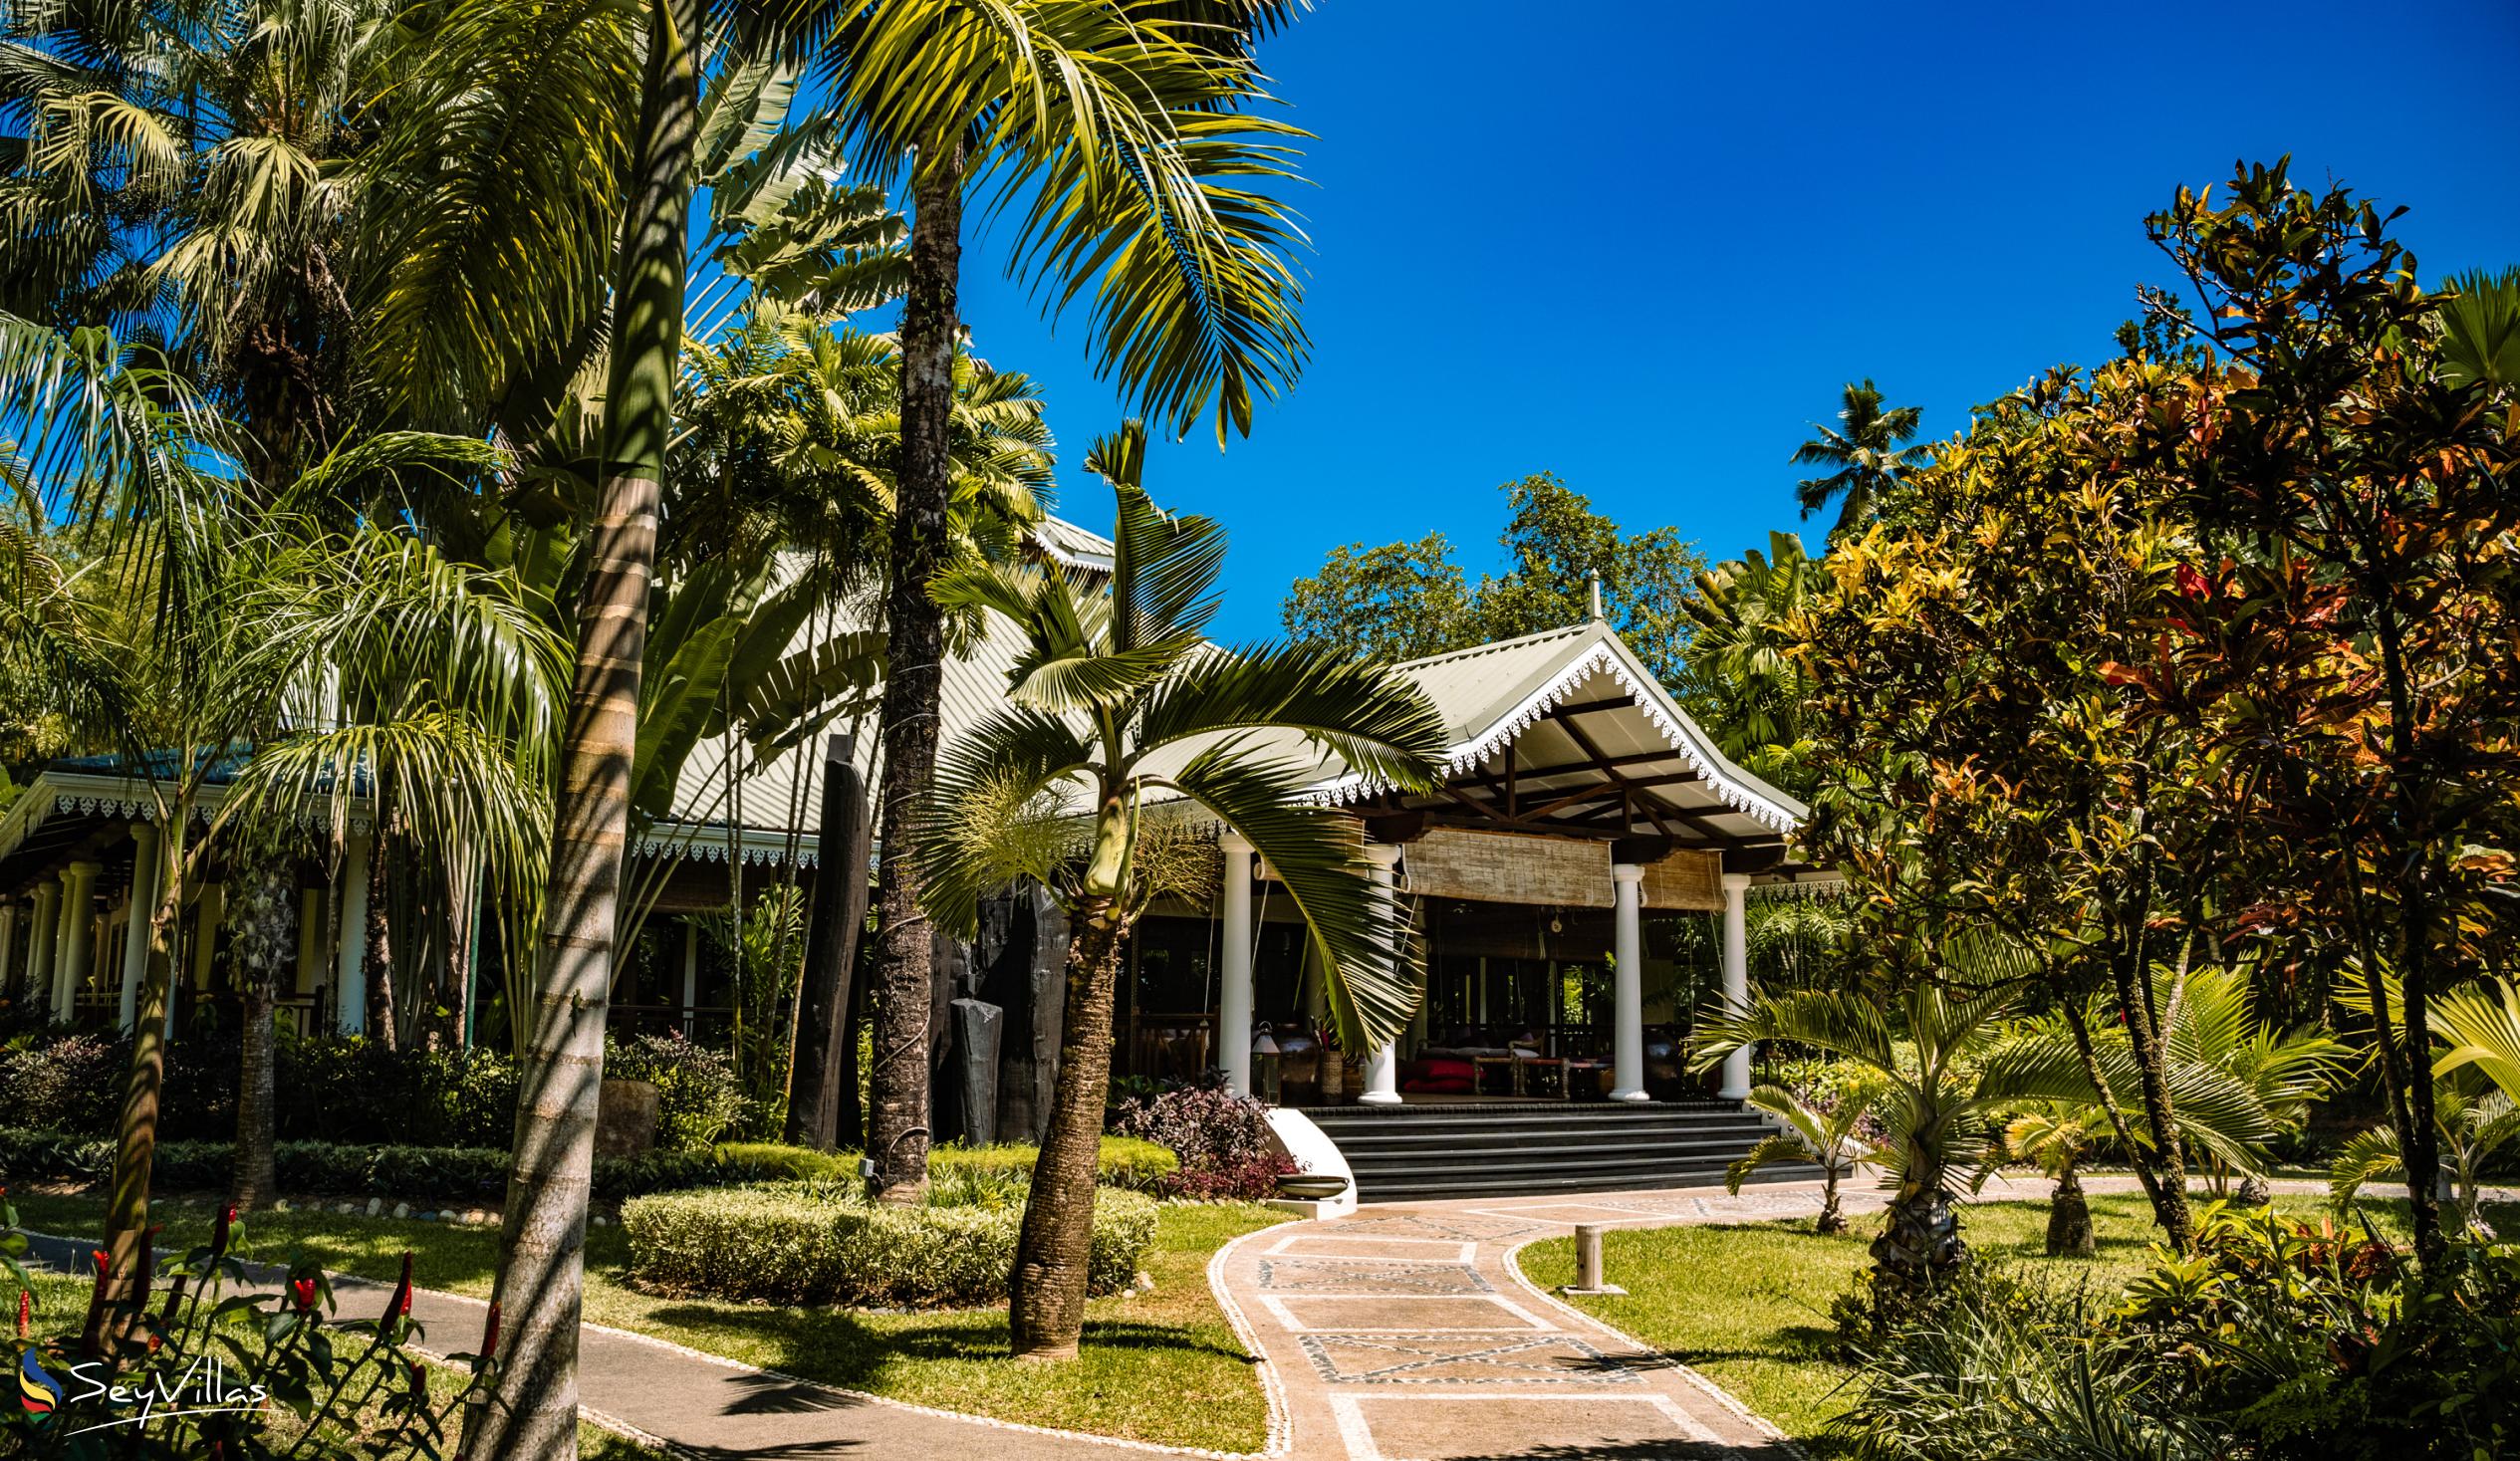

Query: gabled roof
[[1353, 619, 1804, 835]]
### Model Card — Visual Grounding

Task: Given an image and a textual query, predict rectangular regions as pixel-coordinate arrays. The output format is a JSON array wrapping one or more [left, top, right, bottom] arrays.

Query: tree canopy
[[1280, 472, 1703, 685]]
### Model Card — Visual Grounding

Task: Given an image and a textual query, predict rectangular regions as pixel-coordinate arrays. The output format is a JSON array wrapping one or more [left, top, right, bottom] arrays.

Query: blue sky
[[947, 0, 2520, 643]]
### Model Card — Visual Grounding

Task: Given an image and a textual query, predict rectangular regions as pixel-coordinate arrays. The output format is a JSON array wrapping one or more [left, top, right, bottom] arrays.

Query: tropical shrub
[[0, 1033, 125, 1133], [1108, 1085, 1295, 1199], [622, 1184, 1159, 1308], [606, 1032, 746, 1149], [1843, 1205, 2520, 1461]]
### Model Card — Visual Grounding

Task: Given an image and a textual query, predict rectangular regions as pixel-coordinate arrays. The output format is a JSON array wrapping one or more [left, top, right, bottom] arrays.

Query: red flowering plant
[[0, 1183, 501, 1458], [1108, 1084, 1299, 1199]]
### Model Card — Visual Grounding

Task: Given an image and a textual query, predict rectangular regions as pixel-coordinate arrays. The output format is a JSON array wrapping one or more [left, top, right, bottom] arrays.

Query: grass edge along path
[[11, 1192, 1294, 1453], [1514, 1190, 2517, 1460]]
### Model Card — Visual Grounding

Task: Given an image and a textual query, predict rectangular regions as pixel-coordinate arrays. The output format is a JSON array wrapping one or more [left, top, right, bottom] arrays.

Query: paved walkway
[[1213, 1186, 1828, 1461]]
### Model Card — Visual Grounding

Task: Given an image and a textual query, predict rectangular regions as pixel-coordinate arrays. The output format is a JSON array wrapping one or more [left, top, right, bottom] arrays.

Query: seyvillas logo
[[15, 1354, 269, 1436], [17, 1351, 62, 1415]]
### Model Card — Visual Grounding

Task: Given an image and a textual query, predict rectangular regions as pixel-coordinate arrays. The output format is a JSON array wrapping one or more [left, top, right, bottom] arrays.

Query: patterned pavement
[[1212, 1183, 1839, 1460]]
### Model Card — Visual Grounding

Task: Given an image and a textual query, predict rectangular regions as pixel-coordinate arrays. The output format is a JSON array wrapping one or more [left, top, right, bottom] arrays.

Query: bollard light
[[1563, 1222, 1626, 1296]]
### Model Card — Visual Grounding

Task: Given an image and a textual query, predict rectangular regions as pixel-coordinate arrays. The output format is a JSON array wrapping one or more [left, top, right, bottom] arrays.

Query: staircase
[[1302, 1100, 1812, 1204]]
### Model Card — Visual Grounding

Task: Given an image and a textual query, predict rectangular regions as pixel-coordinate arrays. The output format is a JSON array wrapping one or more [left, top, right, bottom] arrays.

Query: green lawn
[[1517, 1189, 2514, 1458], [12, 1191, 1292, 1453], [13, 1272, 658, 1458]]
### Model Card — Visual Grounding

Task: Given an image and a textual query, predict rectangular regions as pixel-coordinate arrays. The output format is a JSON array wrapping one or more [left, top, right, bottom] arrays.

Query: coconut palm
[[914, 423, 1444, 1357], [2003, 1104, 2098, 1257], [1791, 379, 1928, 540], [1725, 1082, 1879, 1234], [2331, 1076, 2519, 1239], [792, 0, 1314, 1205]]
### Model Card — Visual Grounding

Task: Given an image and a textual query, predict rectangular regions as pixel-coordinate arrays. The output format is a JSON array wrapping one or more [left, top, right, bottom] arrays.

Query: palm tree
[[2003, 1104, 2098, 1258], [2430, 975, 2520, 1100], [1790, 380, 1928, 540], [799, 0, 1314, 1204], [2332, 1076, 2519, 1239], [1680, 531, 1819, 800], [2437, 266, 2520, 392], [915, 424, 1444, 1357], [2150, 962, 2344, 1204], [1695, 983, 2018, 1304], [1725, 1082, 1879, 1235], [0, 316, 563, 1345]]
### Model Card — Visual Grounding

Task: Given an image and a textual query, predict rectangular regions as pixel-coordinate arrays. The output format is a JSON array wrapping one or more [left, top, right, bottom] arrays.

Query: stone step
[[1297, 1098, 1811, 1204], [1358, 1161, 1817, 1203]]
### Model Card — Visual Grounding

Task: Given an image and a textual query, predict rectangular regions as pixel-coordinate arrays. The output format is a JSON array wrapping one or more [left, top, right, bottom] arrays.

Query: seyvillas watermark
[[19, 1350, 270, 1436]]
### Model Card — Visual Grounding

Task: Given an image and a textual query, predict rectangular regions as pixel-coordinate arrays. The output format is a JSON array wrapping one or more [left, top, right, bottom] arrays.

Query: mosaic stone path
[[1212, 1187, 1837, 1460]]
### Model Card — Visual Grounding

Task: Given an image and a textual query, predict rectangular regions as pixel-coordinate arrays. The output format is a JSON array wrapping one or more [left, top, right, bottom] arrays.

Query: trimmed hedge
[[0, 1127, 792, 1205], [0, 1128, 1181, 1208], [706, 1137, 1179, 1192], [622, 1185, 1159, 1308]]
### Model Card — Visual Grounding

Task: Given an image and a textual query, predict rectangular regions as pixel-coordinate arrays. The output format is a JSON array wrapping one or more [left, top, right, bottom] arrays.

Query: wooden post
[[786, 734, 873, 1150]]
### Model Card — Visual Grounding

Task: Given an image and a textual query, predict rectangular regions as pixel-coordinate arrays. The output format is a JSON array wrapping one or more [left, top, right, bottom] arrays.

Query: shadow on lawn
[[635, 1300, 1250, 1387]]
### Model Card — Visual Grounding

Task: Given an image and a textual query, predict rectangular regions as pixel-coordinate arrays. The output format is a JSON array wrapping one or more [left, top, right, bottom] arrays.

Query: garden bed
[[1517, 1190, 2515, 1457]]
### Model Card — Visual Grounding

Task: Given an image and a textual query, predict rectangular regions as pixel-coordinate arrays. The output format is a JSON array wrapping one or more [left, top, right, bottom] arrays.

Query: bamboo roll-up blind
[[1638, 848, 1723, 911], [1396, 828, 1614, 908]]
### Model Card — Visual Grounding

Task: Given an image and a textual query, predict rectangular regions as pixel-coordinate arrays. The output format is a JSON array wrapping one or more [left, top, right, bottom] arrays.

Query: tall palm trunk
[[1010, 898, 1128, 1358], [227, 851, 299, 1211], [866, 145, 963, 1205], [473, 0, 695, 1451], [88, 815, 186, 1353]]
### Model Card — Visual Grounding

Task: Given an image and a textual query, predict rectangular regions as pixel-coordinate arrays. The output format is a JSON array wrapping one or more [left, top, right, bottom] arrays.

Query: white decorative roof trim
[[1755, 875, 1850, 900], [0, 777, 373, 865], [1298, 641, 1801, 835], [633, 825, 819, 868]]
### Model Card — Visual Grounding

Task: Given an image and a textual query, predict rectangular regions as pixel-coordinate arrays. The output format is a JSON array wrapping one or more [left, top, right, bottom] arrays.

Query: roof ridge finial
[[1586, 568, 1604, 623]]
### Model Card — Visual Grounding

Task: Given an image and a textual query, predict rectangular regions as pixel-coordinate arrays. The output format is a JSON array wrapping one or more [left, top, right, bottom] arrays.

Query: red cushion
[[1401, 1076, 1476, 1095], [1410, 1058, 1477, 1082]]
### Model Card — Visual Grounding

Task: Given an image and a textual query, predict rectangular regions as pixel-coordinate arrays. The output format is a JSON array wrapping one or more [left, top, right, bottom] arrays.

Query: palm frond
[[911, 706, 1098, 939], [1133, 640, 1446, 793], [1692, 989, 1895, 1073], [1159, 741, 1413, 1051]]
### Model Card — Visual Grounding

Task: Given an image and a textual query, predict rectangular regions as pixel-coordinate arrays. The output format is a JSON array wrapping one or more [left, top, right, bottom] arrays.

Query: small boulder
[[366, 1198, 382, 1217], [391, 1202, 409, 1221]]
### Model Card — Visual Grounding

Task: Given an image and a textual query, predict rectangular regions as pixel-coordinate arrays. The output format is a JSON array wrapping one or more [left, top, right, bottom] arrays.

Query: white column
[[117, 824, 161, 1031], [1610, 862, 1649, 1102], [1719, 871, 1752, 1101], [1217, 833, 1255, 1097], [30, 879, 61, 1022], [0, 902, 18, 1004], [335, 832, 372, 1035], [1359, 843, 1404, 1106], [57, 860, 101, 1022], [679, 919, 699, 1034]]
